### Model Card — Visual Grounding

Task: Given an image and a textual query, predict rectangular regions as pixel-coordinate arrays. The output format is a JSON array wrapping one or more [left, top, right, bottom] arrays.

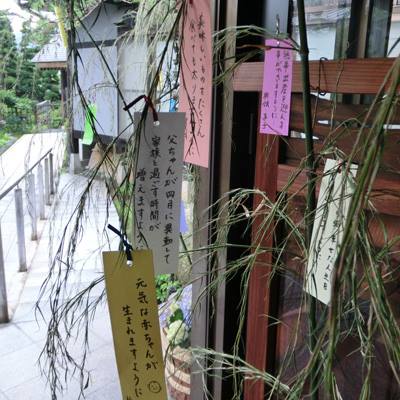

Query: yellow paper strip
[[103, 250, 167, 400]]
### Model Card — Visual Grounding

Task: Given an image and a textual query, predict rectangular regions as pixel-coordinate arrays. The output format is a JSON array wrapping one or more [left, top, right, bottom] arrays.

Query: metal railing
[[0, 150, 58, 323]]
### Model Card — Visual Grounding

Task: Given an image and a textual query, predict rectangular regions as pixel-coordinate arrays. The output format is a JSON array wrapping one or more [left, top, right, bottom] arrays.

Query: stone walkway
[[0, 173, 123, 399]]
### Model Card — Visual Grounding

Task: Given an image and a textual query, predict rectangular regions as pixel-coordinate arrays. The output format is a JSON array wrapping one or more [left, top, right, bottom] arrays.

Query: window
[[291, 0, 352, 60]]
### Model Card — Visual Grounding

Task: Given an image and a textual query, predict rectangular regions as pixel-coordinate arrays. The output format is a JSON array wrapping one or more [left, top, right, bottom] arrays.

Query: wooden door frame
[[190, 1, 238, 399]]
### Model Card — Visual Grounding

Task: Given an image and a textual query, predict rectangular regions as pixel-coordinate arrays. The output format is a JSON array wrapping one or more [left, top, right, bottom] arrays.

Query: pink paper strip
[[260, 39, 294, 136], [179, 0, 212, 168]]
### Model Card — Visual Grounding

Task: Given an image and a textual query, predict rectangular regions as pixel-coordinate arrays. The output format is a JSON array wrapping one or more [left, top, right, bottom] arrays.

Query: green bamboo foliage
[[35, 1, 400, 398]]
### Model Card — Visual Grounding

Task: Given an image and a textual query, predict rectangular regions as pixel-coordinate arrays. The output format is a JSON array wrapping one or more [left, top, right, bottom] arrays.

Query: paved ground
[[0, 173, 123, 399]]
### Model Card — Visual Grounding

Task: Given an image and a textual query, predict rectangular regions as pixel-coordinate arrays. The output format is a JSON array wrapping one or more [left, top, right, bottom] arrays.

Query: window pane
[[291, 0, 352, 60], [366, 0, 392, 57], [388, 1, 400, 56]]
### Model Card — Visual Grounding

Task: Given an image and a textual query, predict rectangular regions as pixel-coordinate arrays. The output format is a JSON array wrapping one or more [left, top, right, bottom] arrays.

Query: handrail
[[0, 138, 60, 322], [0, 148, 52, 201]]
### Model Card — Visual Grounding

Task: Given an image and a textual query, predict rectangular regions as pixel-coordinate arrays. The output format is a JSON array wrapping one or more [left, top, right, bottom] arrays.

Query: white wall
[[117, 40, 147, 140], [73, 45, 118, 137]]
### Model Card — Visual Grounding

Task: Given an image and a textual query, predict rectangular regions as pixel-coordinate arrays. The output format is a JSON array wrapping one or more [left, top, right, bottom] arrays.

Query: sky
[[0, 0, 55, 43], [0, 0, 31, 40]]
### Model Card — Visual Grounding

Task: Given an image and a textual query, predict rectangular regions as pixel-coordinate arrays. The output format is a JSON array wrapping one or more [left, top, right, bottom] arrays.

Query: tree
[[15, 19, 37, 97], [0, 12, 18, 91], [16, 18, 60, 101], [0, 11, 61, 138], [18, 0, 102, 18]]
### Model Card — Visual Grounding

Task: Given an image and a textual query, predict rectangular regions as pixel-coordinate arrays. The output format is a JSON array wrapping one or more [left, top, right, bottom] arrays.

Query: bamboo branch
[[296, 1, 319, 399]]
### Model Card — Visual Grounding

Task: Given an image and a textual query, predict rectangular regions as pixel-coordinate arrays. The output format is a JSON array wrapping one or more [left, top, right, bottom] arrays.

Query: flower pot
[[161, 327, 191, 399]]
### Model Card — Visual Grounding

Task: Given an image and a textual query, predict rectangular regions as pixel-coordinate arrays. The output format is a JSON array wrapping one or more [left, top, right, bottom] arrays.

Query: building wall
[[72, 3, 131, 142], [117, 40, 147, 141]]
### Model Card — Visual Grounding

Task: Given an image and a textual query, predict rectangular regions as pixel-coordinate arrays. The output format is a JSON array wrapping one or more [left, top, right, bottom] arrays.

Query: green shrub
[[0, 89, 35, 135], [155, 274, 182, 304], [0, 131, 11, 147]]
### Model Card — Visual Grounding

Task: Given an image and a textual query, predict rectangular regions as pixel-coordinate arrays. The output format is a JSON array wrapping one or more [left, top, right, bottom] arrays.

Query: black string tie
[[107, 224, 134, 266], [123, 94, 160, 126]]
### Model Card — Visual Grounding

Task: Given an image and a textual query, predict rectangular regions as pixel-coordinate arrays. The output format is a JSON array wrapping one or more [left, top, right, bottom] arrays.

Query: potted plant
[[160, 285, 192, 400]]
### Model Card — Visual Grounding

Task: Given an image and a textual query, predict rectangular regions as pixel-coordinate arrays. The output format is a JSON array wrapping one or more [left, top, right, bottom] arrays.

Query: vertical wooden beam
[[211, 0, 238, 398], [60, 70, 68, 119], [190, 1, 237, 399], [244, 133, 279, 399], [244, 3, 288, 398]]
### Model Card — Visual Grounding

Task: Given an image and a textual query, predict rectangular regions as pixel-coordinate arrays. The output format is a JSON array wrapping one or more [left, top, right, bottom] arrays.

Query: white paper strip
[[305, 159, 358, 305], [134, 112, 185, 274]]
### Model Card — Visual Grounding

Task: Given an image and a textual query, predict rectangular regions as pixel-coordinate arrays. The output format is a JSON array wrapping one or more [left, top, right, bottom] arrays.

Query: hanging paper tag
[[260, 39, 293, 136], [134, 112, 185, 274], [179, 0, 212, 168], [103, 250, 168, 400], [305, 159, 358, 305], [82, 103, 97, 145]]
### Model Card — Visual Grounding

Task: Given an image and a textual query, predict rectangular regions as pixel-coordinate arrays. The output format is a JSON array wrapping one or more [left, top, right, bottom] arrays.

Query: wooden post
[[14, 188, 27, 272], [0, 225, 9, 323], [244, 134, 279, 399]]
